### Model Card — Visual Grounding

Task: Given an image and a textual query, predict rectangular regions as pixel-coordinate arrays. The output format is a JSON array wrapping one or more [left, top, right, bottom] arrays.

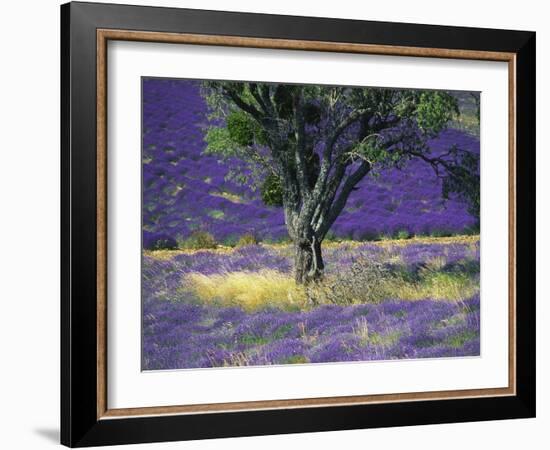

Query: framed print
[[60, 1, 536, 447]]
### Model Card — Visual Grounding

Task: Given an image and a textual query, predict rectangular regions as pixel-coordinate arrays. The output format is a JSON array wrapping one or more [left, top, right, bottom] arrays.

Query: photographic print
[[141, 78, 481, 370], [62, 6, 535, 444]]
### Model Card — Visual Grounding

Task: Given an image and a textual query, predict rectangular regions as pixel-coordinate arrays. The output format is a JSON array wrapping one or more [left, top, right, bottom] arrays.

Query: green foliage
[[235, 233, 259, 247], [204, 127, 238, 157], [353, 135, 404, 168], [226, 110, 267, 146], [227, 111, 256, 146], [205, 113, 266, 157], [416, 92, 459, 134], [441, 145, 480, 218], [396, 230, 411, 240], [260, 174, 284, 207], [181, 231, 217, 250]]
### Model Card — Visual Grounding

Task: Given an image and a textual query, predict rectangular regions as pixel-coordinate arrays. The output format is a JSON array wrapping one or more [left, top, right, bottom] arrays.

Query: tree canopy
[[201, 81, 479, 283]]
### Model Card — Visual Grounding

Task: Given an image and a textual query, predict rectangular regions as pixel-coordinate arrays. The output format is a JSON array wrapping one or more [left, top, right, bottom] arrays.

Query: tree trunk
[[294, 236, 324, 284]]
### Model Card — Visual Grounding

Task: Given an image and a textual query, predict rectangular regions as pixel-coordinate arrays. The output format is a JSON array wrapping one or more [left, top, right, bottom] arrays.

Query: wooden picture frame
[[61, 1, 535, 447]]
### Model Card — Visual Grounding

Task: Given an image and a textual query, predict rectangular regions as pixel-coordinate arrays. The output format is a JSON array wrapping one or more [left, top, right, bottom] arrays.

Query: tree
[[202, 82, 478, 284]]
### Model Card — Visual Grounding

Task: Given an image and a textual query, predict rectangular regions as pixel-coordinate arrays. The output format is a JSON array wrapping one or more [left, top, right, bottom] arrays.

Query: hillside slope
[[142, 78, 480, 245]]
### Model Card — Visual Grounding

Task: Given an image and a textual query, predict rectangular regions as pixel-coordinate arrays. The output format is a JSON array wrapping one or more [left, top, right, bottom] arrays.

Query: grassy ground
[[144, 234, 479, 259]]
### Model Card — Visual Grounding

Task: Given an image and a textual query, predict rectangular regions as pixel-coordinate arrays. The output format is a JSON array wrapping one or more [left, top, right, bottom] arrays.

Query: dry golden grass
[[184, 268, 477, 311], [144, 235, 479, 261], [185, 270, 307, 311], [328, 234, 479, 248], [387, 272, 478, 301], [143, 245, 235, 260]]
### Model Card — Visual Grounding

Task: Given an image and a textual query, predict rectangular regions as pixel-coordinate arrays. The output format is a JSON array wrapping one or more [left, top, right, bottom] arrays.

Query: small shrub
[[430, 228, 453, 238], [182, 231, 217, 250], [143, 231, 178, 250], [309, 258, 393, 305], [308, 251, 478, 305], [235, 233, 259, 247], [395, 229, 411, 240]]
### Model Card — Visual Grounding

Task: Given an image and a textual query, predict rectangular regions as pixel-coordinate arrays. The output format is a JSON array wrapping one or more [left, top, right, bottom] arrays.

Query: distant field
[[142, 79, 479, 246]]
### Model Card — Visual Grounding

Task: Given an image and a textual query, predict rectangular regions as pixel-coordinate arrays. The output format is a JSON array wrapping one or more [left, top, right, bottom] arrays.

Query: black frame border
[[61, 2, 536, 447]]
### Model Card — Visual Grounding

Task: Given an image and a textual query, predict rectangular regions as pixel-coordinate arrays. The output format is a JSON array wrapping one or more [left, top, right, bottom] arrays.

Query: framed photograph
[[61, 1, 536, 447]]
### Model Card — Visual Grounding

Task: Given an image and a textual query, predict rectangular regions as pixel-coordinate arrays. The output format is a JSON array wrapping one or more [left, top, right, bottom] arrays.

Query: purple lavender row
[[142, 79, 479, 245]]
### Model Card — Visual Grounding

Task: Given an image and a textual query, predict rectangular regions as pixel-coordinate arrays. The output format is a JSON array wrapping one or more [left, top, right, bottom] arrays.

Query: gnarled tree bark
[[294, 235, 324, 284]]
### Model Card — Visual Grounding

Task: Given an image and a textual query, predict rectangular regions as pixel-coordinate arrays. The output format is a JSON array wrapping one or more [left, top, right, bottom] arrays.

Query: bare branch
[[318, 160, 371, 237], [222, 87, 263, 121]]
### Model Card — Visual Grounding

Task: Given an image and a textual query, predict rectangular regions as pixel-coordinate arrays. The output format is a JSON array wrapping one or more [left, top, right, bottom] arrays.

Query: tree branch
[[222, 87, 263, 121], [248, 83, 269, 114], [260, 84, 276, 116], [293, 93, 310, 201], [318, 160, 371, 237]]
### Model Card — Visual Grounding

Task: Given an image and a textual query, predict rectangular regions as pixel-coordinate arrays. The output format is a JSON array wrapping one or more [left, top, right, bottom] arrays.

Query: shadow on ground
[[34, 428, 59, 444]]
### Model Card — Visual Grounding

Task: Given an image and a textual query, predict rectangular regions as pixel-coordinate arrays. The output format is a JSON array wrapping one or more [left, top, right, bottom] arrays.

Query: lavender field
[[143, 238, 480, 369], [142, 78, 481, 370], [142, 79, 479, 245]]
